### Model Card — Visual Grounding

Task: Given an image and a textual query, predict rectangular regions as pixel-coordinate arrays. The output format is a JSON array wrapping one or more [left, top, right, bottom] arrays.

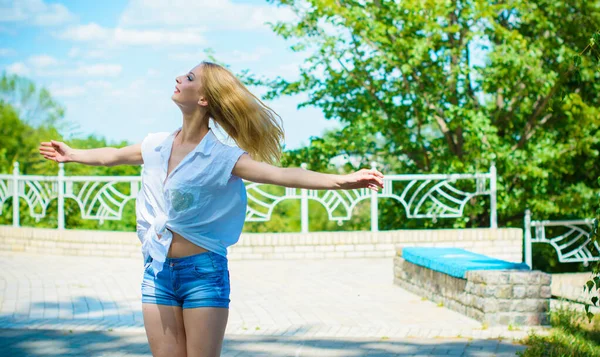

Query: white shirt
[[136, 127, 247, 275]]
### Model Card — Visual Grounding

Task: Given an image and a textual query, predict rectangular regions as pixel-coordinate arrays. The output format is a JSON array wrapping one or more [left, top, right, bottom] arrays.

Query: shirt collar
[[155, 127, 217, 156]]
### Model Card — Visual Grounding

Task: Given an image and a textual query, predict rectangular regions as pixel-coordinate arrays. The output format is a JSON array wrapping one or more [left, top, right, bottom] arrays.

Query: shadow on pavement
[[1, 329, 525, 357]]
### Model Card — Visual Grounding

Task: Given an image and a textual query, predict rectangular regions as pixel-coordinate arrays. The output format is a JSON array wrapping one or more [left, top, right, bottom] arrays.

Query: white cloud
[[114, 27, 206, 46], [50, 79, 116, 99], [0, 48, 16, 57], [12, 62, 123, 78], [73, 64, 122, 77], [59, 23, 108, 42], [58, 23, 206, 47], [85, 80, 112, 90], [5, 62, 30, 76], [49, 84, 86, 98], [28, 54, 59, 68], [107, 78, 150, 98], [168, 47, 273, 64], [228, 47, 273, 63], [68, 47, 110, 59], [118, 0, 296, 31], [0, 0, 76, 26]]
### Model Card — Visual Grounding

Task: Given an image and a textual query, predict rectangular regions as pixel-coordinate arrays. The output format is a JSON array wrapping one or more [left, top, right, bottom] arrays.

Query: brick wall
[[394, 248, 551, 326], [0, 226, 524, 262]]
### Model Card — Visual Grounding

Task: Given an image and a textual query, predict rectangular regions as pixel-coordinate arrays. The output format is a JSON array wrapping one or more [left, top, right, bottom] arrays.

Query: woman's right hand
[[39, 140, 74, 163]]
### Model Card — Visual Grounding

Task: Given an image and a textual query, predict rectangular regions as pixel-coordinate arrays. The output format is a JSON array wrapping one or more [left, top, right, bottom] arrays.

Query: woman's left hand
[[339, 168, 385, 191]]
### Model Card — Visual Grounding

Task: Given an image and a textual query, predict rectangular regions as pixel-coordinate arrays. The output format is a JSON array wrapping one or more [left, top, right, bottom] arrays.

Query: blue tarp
[[402, 247, 531, 279]]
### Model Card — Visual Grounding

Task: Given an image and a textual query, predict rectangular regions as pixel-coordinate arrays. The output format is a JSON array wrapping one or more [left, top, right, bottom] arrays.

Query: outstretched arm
[[232, 154, 384, 191], [39, 140, 143, 166]]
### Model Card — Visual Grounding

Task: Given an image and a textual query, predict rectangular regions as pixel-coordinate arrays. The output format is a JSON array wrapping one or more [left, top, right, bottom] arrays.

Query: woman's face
[[172, 65, 207, 108]]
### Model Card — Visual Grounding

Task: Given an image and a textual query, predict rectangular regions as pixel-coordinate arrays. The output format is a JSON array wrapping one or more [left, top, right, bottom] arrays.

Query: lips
[[174, 86, 180, 93]]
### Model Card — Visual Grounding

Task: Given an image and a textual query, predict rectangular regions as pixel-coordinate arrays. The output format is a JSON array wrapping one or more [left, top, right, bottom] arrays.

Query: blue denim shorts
[[141, 251, 230, 309]]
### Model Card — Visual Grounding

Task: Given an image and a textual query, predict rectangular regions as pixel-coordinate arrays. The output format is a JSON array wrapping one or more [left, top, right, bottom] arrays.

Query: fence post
[[524, 209, 532, 268], [300, 163, 309, 233], [12, 161, 19, 227], [490, 163, 497, 228], [370, 162, 379, 232], [58, 163, 65, 230]]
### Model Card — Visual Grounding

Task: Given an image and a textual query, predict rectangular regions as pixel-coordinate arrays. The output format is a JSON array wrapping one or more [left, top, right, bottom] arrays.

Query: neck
[[179, 110, 211, 145]]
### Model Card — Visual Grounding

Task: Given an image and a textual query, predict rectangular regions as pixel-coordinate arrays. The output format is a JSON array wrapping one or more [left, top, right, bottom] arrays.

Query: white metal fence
[[524, 209, 598, 268], [0, 161, 498, 232]]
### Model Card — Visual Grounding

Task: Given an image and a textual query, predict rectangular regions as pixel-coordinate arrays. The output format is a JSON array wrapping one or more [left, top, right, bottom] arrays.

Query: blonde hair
[[198, 61, 284, 165]]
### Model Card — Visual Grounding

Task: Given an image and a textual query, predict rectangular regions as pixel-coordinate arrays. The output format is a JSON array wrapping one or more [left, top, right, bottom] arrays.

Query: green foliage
[[248, 0, 600, 234], [0, 74, 142, 232], [0, 72, 67, 129], [518, 305, 600, 357]]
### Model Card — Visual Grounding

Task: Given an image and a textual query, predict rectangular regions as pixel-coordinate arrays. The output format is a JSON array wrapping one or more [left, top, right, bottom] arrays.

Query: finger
[[368, 173, 384, 187], [370, 169, 383, 178], [369, 178, 383, 188]]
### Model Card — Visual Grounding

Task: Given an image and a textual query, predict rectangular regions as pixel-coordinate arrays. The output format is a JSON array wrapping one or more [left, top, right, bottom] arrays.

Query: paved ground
[[0, 252, 532, 356]]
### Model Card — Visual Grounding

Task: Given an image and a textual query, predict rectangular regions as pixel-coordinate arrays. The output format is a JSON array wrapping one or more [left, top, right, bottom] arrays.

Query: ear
[[198, 96, 208, 107]]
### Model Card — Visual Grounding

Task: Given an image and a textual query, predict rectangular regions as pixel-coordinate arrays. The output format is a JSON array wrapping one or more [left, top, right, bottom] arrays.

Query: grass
[[518, 304, 600, 357], [508, 324, 521, 331]]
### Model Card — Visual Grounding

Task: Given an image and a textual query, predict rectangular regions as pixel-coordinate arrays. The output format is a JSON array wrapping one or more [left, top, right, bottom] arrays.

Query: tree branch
[[512, 81, 559, 151]]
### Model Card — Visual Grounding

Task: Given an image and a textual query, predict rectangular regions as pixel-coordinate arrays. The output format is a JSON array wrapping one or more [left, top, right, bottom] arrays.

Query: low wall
[[551, 272, 597, 304], [0, 225, 523, 262], [394, 248, 551, 326]]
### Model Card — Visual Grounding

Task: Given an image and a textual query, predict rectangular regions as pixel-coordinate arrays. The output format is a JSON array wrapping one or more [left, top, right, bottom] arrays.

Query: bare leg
[[183, 307, 229, 357], [143, 303, 187, 357]]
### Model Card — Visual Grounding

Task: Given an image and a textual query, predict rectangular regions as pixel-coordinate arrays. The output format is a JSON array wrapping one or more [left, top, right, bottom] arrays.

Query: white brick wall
[[0, 225, 523, 262]]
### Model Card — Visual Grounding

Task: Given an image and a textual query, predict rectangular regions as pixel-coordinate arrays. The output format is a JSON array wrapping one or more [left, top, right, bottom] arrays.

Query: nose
[[175, 76, 181, 84]]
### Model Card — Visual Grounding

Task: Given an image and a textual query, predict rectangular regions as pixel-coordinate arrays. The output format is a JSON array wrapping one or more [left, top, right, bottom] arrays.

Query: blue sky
[[0, 0, 339, 150]]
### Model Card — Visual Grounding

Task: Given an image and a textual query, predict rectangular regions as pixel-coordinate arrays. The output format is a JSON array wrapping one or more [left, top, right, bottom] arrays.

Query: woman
[[39, 61, 384, 357]]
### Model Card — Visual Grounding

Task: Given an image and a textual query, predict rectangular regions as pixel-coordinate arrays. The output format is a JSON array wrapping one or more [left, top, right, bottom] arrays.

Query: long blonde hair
[[198, 61, 284, 165]]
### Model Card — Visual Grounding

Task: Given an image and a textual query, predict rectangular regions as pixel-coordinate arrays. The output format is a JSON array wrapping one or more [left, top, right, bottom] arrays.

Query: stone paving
[[0, 252, 534, 356]]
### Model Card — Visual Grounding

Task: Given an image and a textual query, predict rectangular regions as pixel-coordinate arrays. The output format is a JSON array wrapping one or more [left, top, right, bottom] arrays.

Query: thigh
[[143, 303, 187, 357], [183, 307, 229, 357]]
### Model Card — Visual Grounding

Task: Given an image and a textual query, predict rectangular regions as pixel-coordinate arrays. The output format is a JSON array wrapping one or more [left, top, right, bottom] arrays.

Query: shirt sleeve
[[140, 132, 170, 166], [140, 133, 154, 164], [221, 145, 247, 186]]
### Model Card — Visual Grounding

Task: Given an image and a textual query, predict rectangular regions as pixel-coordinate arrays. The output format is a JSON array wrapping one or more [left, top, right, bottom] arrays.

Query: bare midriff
[[166, 229, 209, 258]]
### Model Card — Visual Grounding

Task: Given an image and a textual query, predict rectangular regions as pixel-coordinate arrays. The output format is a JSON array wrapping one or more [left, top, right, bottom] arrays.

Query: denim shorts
[[141, 251, 230, 309]]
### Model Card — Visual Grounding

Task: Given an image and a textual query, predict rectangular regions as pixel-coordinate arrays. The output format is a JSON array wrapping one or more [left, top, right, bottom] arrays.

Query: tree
[[0, 72, 67, 129], [244, 0, 600, 234]]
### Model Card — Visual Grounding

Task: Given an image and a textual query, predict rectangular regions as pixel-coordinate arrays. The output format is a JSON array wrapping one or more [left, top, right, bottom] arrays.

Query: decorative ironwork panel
[[22, 179, 58, 222], [65, 179, 141, 224], [380, 175, 491, 221], [245, 183, 370, 223], [0, 177, 9, 215], [528, 218, 598, 265]]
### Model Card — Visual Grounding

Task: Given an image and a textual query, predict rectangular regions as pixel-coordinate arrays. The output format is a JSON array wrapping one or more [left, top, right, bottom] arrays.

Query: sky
[[0, 0, 340, 150]]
